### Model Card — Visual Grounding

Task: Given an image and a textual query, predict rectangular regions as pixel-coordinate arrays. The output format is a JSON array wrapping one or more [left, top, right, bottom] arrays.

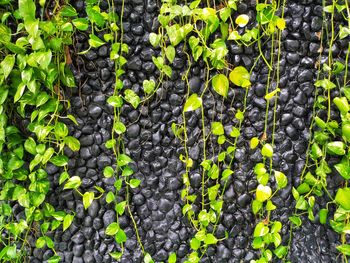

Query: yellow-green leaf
[[212, 74, 229, 98], [235, 14, 249, 27]]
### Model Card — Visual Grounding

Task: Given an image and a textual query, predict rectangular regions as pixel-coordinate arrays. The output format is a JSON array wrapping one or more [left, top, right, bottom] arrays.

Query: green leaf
[[190, 237, 201, 250], [257, 173, 268, 185], [63, 176, 81, 190], [274, 246, 287, 259], [184, 93, 202, 112], [89, 34, 105, 48], [63, 214, 74, 231], [110, 252, 122, 260], [276, 18, 286, 30], [106, 222, 119, 235], [72, 18, 89, 31], [319, 208, 328, 224], [252, 237, 264, 249], [130, 179, 141, 188], [107, 95, 123, 107], [208, 184, 220, 201], [221, 169, 233, 181], [36, 92, 50, 107], [326, 141, 346, 155], [295, 196, 308, 210], [24, 137, 37, 155], [254, 222, 269, 237], [59, 171, 70, 185], [124, 89, 140, 109], [339, 26, 350, 39], [335, 188, 350, 210], [265, 88, 280, 100], [266, 200, 276, 211], [106, 192, 115, 203], [254, 163, 266, 175], [64, 136, 80, 151], [289, 216, 302, 227], [250, 137, 259, 149], [212, 74, 229, 98], [220, 7, 231, 22], [165, 45, 176, 63], [274, 171, 287, 188], [19, 0, 36, 22], [342, 123, 350, 141], [115, 228, 127, 243], [60, 63, 75, 87], [60, 5, 77, 17], [235, 14, 249, 27], [36, 237, 46, 248], [334, 97, 349, 114], [296, 183, 310, 195], [228, 30, 241, 40], [335, 160, 350, 180], [14, 82, 26, 102], [28, 50, 52, 69], [271, 221, 282, 233], [208, 163, 219, 179], [311, 143, 323, 159], [67, 114, 78, 125], [83, 192, 94, 209], [252, 199, 262, 214], [115, 201, 126, 215], [143, 79, 156, 95], [103, 166, 114, 178], [168, 252, 176, 263], [204, 233, 218, 245], [314, 79, 336, 90], [211, 122, 224, 135], [55, 122, 69, 138], [50, 155, 68, 166], [114, 121, 126, 135], [144, 253, 154, 263], [229, 66, 251, 87], [1, 55, 15, 80], [86, 5, 105, 27], [256, 184, 272, 202], [152, 56, 164, 70], [261, 143, 273, 158], [292, 187, 299, 200], [47, 255, 61, 263], [30, 192, 46, 207], [61, 22, 73, 32], [337, 244, 350, 256], [117, 154, 132, 166], [162, 65, 172, 78], [149, 33, 160, 47]]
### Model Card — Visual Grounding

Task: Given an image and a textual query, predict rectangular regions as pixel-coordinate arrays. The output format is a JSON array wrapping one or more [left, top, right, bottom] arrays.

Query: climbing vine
[[0, 0, 88, 261], [153, 0, 287, 262], [1, 0, 350, 262], [291, 0, 350, 262]]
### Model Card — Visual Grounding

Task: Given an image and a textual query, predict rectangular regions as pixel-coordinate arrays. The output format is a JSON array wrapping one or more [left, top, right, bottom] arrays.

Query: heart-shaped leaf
[[256, 184, 272, 202], [184, 93, 202, 112], [212, 74, 229, 98]]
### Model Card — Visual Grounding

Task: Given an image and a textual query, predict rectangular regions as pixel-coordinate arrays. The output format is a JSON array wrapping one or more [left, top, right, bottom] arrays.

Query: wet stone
[[159, 198, 172, 213], [88, 105, 102, 119], [103, 210, 116, 227], [285, 39, 300, 52], [127, 56, 142, 71], [71, 232, 85, 244]]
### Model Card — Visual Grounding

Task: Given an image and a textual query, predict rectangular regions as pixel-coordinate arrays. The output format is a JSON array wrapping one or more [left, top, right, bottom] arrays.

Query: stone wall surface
[[29, 0, 347, 262]]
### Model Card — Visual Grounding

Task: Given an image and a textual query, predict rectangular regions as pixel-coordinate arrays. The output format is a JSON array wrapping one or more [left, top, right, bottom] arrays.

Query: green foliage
[[0, 0, 92, 260], [293, 1, 350, 261]]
